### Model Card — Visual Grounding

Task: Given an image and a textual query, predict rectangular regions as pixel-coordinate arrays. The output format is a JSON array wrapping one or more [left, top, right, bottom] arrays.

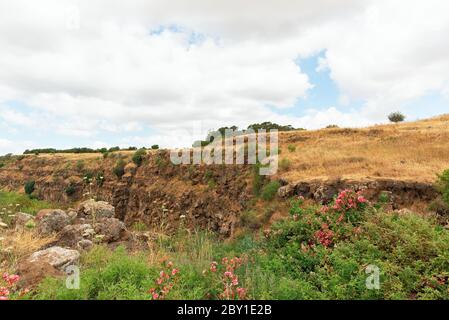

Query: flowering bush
[[148, 258, 180, 300], [205, 256, 248, 300], [1, 272, 29, 300], [312, 189, 368, 247], [285, 189, 368, 248]]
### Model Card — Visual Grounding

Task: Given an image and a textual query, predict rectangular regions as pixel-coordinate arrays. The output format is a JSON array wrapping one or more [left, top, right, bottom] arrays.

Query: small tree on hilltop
[[388, 112, 405, 123]]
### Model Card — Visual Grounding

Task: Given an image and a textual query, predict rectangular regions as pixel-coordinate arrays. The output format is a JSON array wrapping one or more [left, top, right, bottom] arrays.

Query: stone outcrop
[[25, 246, 80, 271], [277, 178, 438, 208], [36, 209, 71, 235]]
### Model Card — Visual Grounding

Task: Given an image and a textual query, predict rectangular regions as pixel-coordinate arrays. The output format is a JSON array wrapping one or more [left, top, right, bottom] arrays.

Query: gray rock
[[77, 239, 93, 251], [58, 223, 94, 247], [37, 209, 70, 235], [26, 246, 80, 271], [77, 199, 115, 219], [93, 218, 126, 243]]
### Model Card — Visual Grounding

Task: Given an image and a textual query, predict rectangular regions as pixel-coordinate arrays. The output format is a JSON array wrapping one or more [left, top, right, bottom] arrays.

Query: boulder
[[77, 239, 94, 251], [93, 218, 127, 243], [277, 184, 295, 198], [36, 209, 70, 235], [13, 212, 35, 230], [77, 199, 115, 219], [57, 224, 95, 247], [25, 246, 80, 271]]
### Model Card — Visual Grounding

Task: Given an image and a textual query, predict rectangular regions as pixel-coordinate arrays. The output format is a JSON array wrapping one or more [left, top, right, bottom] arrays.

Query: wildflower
[[224, 271, 232, 278], [171, 268, 179, 276], [357, 196, 367, 203], [210, 261, 218, 273], [152, 293, 159, 300], [236, 287, 247, 300]]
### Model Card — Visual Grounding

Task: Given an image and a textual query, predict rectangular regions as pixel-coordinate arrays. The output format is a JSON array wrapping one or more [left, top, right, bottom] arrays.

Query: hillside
[[1, 115, 449, 300], [0, 115, 448, 235]]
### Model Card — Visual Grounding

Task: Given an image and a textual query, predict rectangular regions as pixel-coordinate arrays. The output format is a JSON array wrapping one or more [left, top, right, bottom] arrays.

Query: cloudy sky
[[1, 0, 449, 154]]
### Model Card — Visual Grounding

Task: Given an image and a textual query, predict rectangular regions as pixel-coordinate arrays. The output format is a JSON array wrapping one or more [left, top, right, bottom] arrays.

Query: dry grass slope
[[277, 114, 449, 183]]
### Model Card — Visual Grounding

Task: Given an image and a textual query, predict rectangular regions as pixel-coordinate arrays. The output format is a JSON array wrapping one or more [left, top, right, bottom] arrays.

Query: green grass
[[0, 191, 56, 224], [31, 204, 449, 300]]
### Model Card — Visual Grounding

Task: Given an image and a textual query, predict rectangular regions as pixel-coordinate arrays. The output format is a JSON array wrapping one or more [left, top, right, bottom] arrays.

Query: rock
[[0, 221, 7, 228], [93, 218, 127, 243], [77, 199, 115, 219], [67, 209, 78, 221], [77, 239, 93, 251], [57, 224, 95, 247], [25, 246, 80, 271], [36, 209, 70, 235], [278, 184, 295, 198], [13, 212, 35, 230]]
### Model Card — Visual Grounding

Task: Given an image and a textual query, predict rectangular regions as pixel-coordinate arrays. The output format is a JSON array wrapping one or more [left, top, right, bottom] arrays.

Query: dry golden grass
[[277, 114, 449, 183], [28, 114, 449, 184], [0, 229, 56, 271]]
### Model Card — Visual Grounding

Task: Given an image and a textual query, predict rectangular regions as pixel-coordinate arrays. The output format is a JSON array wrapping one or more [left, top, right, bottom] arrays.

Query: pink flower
[[152, 293, 159, 300], [0, 296, 8, 300], [357, 196, 367, 203], [171, 268, 179, 276], [0, 287, 9, 297], [224, 271, 233, 278], [210, 262, 218, 273], [236, 287, 247, 299]]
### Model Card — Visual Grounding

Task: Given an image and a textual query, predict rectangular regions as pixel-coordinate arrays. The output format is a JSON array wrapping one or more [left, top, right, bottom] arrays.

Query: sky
[[1, 0, 449, 155]]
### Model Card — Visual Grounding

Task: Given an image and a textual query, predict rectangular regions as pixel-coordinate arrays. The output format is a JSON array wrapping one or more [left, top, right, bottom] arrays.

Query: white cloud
[[0, 0, 448, 153]]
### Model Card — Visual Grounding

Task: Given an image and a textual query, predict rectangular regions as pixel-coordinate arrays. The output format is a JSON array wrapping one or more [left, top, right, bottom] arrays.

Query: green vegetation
[[132, 148, 147, 166], [113, 159, 126, 179], [247, 122, 298, 132], [32, 193, 449, 299], [151, 145, 159, 150], [287, 144, 296, 153], [0, 191, 55, 222], [279, 158, 291, 171], [65, 184, 76, 197], [260, 181, 280, 201], [24, 180, 35, 195], [22, 146, 144, 155], [252, 163, 266, 196], [388, 111, 406, 123], [437, 169, 449, 205]]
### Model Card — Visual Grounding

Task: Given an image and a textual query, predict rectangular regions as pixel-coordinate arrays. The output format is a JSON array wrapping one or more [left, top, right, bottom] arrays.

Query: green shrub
[[437, 169, 449, 205], [151, 145, 159, 150], [287, 144, 296, 153], [261, 181, 280, 201], [24, 180, 35, 195], [96, 171, 105, 187], [65, 184, 76, 197], [252, 163, 266, 196], [76, 160, 85, 172], [388, 111, 406, 123], [132, 149, 147, 166], [102, 152, 109, 159], [0, 163, 4, 168], [240, 210, 261, 230], [279, 158, 291, 171], [113, 159, 126, 178]]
